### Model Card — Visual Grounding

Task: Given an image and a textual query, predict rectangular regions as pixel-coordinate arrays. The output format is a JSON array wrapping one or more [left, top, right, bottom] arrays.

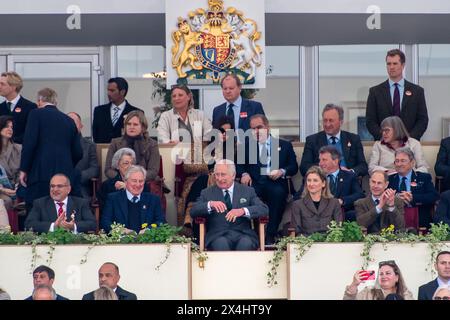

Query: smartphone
[[361, 270, 376, 281]]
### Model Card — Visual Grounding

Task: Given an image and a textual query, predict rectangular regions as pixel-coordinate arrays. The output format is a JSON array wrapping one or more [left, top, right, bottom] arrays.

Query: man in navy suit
[[388, 147, 439, 228], [101, 165, 164, 234], [82, 262, 137, 300], [239, 114, 298, 244], [366, 49, 428, 140], [25, 265, 68, 300], [300, 103, 368, 177], [212, 74, 264, 133], [434, 190, 450, 226], [25, 174, 96, 233], [418, 251, 450, 300], [0, 71, 37, 144], [296, 145, 364, 221], [19, 88, 82, 230], [435, 136, 450, 193], [92, 77, 142, 143]]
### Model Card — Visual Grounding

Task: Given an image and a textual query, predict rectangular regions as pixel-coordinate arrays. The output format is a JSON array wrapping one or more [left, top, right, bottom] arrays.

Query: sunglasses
[[379, 260, 397, 267], [433, 296, 450, 300]]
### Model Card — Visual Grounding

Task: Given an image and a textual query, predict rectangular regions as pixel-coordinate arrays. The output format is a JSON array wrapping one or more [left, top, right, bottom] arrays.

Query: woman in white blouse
[[157, 84, 212, 144], [368, 116, 429, 175]]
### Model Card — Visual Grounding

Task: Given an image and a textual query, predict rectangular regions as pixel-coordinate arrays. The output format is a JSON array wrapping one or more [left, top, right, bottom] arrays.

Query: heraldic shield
[[171, 0, 262, 85]]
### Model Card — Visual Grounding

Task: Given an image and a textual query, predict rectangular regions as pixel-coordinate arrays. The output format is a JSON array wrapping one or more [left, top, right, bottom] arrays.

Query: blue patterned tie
[[112, 106, 120, 126]]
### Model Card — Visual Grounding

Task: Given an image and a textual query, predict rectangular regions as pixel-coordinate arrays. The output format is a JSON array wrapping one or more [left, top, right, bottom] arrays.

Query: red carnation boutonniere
[[410, 181, 417, 187], [405, 90, 412, 96]]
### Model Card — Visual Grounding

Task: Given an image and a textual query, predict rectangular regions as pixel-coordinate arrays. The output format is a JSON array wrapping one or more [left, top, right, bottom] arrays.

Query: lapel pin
[[405, 90, 412, 96]]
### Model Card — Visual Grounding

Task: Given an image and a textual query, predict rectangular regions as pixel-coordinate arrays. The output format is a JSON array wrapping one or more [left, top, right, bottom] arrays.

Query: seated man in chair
[[191, 159, 268, 251]]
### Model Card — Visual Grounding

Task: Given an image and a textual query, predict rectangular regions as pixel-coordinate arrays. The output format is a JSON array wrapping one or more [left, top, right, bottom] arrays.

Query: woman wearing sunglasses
[[344, 260, 413, 300]]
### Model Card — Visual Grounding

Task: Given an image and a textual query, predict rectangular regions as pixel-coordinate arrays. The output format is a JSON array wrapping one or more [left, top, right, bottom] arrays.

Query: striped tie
[[112, 106, 120, 126]]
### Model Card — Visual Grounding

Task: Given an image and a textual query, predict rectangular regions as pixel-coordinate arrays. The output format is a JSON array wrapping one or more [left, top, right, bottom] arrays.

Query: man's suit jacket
[[388, 171, 439, 227], [435, 136, 450, 192], [100, 190, 165, 233], [82, 285, 137, 300], [75, 136, 99, 198], [295, 169, 364, 211], [300, 131, 368, 177], [212, 98, 264, 131], [355, 195, 405, 234], [190, 183, 268, 249], [20, 105, 82, 201], [418, 279, 439, 300], [24, 196, 96, 233], [0, 96, 37, 144], [434, 190, 450, 226], [241, 137, 298, 190], [366, 79, 428, 140], [92, 101, 142, 143]]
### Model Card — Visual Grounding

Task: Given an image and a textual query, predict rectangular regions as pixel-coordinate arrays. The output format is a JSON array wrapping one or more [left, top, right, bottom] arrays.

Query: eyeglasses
[[433, 296, 450, 300], [379, 260, 397, 267]]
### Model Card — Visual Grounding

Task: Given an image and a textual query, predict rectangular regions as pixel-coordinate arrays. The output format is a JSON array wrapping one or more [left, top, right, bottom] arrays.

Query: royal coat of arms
[[170, 0, 263, 85]]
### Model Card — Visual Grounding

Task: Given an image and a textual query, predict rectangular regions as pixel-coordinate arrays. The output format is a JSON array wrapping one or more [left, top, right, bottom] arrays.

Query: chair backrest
[[404, 206, 419, 230], [95, 143, 110, 182]]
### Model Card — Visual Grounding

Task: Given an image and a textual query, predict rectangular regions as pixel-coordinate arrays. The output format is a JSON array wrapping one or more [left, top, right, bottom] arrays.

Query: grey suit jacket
[[191, 183, 268, 248], [280, 196, 342, 236], [76, 136, 99, 198], [355, 195, 405, 233], [24, 196, 96, 233]]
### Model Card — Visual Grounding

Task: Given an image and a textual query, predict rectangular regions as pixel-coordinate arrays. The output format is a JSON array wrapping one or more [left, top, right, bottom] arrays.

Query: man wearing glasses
[[418, 251, 450, 300], [24, 174, 96, 233]]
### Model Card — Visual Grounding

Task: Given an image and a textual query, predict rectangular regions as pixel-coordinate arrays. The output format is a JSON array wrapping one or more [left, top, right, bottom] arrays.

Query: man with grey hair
[[101, 165, 164, 233], [388, 147, 439, 229], [300, 103, 368, 178], [32, 284, 57, 300], [19, 88, 82, 230], [0, 71, 37, 143], [191, 159, 268, 251]]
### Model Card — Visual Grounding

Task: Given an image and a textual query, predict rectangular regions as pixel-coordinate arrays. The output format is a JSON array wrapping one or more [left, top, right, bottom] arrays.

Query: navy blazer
[[240, 137, 298, 190], [100, 190, 165, 233], [366, 79, 428, 140], [92, 101, 142, 143], [295, 169, 364, 211], [418, 279, 439, 300], [0, 96, 37, 144], [300, 130, 368, 177], [434, 190, 450, 226], [388, 171, 439, 227], [20, 105, 82, 186], [212, 98, 264, 132], [435, 136, 450, 192], [82, 285, 137, 300]]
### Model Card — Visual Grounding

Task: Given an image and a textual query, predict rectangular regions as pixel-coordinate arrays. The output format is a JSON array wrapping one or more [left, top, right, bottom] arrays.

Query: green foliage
[[325, 221, 344, 242]]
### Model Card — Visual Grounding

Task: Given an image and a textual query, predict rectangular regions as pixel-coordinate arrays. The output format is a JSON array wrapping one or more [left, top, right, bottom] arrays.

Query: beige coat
[[343, 285, 414, 300], [157, 108, 212, 144], [368, 138, 429, 175]]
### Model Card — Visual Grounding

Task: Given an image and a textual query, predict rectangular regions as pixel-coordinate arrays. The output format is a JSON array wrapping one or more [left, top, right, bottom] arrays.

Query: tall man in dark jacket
[[0, 71, 37, 143], [418, 251, 450, 300], [92, 77, 142, 143], [300, 103, 368, 177], [366, 49, 428, 140], [19, 88, 82, 229]]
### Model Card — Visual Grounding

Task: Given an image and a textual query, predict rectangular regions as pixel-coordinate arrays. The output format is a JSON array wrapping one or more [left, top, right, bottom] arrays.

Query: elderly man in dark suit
[[92, 77, 142, 143], [366, 49, 428, 141], [191, 159, 268, 251], [100, 165, 164, 234], [355, 170, 404, 233], [82, 262, 137, 300], [418, 251, 450, 300], [68, 112, 99, 199], [24, 174, 96, 233], [300, 103, 368, 178], [0, 71, 37, 144], [388, 147, 439, 229], [435, 136, 450, 193], [239, 114, 298, 245], [212, 74, 264, 133], [19, 88, 82, 229]]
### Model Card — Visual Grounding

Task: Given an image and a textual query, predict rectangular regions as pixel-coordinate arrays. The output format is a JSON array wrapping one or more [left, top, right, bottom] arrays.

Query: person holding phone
[[343, 260, 414, 300]]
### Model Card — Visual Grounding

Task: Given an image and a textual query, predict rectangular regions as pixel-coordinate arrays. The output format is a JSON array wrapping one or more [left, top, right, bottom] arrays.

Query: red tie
[[57, 202, 64, 217]]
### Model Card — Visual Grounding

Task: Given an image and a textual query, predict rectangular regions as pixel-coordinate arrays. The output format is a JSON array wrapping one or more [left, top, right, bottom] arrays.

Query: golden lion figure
[[171, 18, 203, 78]]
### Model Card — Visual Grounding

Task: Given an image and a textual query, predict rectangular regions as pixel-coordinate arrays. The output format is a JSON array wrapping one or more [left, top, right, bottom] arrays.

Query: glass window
[[319, 45, 397, 141], [257, 46, 299, 141], [419, 44, 450, 141]]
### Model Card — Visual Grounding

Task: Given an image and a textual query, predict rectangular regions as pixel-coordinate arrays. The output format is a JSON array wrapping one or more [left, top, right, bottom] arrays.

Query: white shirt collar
[[126, 189, 141, 202], [112, 100, 126, 111], [8, 94, 21, 105], [222, 183, 234, 195], [326, 131, 341, 141], [227, 95, 242, 108]]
